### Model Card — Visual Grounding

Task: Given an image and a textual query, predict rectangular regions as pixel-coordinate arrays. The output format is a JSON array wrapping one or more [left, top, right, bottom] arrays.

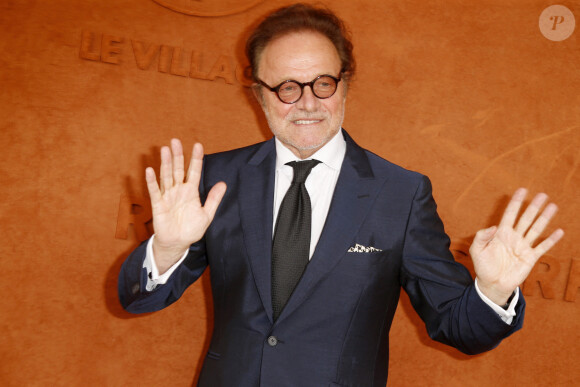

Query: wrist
[[475, 278, 515, 307], [152, 239, 189, 274], [499, 291, 516, 309]]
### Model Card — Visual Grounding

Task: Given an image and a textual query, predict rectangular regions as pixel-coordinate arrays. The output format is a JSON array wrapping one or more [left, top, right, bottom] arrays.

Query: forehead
[[257, 31, 341, 83]]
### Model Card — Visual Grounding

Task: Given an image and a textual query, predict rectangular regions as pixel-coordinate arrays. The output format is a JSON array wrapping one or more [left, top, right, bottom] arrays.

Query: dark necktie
[[272, 159, 321, 321]]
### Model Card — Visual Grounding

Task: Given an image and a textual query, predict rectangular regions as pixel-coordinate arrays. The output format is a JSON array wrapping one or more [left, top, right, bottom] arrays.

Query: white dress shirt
[[143, 130, 517, 323], [272, 130, 346, 258]]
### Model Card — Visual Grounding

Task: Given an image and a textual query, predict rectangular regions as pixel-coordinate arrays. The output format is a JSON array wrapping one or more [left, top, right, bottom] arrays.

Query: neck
[[290, 147, 321, 160]]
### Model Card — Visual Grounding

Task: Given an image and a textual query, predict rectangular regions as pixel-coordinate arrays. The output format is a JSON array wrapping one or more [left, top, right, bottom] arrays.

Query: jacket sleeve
[[400, 175, 525, 355], [117, 239, 208, 314], [118, 155, 213, 314]]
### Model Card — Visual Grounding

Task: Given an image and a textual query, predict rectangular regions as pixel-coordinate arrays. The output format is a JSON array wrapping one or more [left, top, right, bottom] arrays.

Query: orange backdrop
[[1, 0, 578, 385]]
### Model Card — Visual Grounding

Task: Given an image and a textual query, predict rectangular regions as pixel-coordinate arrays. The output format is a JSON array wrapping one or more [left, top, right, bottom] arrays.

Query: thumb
[[204, 181, 227, 221], [470, 226, 497, 255]]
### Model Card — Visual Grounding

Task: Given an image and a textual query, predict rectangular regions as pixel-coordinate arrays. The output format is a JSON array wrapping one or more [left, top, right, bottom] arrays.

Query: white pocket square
[[347, 244, 383, 253]]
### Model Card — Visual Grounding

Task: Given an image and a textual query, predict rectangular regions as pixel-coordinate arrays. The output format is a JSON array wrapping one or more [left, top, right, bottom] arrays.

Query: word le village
[[79, 31, 251, 86]]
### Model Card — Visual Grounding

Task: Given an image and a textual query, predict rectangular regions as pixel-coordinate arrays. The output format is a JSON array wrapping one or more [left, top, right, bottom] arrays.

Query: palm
[[473, 226, 536, 293], [151, 179, 211, 247], [146, 140, 226, 268], [470, 189, 564, 305]]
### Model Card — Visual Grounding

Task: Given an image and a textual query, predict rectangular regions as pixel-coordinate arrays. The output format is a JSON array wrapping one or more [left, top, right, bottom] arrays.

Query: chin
[[290, 133, 329, 148], [290, 138, 331, 157]]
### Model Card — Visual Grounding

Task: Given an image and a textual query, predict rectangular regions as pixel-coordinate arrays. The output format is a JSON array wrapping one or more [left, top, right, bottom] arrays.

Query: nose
[[295, 85, 319, 111]]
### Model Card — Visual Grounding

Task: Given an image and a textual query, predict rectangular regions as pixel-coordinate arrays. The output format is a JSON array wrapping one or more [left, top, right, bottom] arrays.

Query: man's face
[[254, 31, 347, 159]]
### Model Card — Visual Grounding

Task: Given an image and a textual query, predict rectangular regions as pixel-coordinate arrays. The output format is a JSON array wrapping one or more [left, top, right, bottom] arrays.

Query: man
[[118, 4, 564, 386]]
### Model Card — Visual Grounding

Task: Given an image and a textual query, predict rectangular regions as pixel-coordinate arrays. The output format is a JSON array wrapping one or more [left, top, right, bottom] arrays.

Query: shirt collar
[[275, 129, 346, 171]]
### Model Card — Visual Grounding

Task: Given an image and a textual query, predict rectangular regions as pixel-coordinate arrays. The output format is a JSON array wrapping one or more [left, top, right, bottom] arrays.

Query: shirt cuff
[[143, 235, 190, 291], [474, 278, 518, 325]]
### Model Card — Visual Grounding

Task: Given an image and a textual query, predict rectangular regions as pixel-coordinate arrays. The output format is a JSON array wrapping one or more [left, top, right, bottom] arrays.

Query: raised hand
[[146, 139, 227, 274], [469, 188, 564, 305]]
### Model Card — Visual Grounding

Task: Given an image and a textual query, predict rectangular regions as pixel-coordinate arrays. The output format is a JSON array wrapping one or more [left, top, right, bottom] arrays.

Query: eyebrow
[[272, 72, 340, 84]]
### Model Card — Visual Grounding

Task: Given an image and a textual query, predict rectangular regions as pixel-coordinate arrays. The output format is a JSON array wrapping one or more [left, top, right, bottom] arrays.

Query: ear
[[341, 81, 349, 96], [251, 84, 265, 106], [341, 74, 351, 94]]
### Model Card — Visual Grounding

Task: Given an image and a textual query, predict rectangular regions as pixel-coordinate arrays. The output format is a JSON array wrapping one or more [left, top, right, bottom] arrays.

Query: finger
[[514, 193, 548, 235], [524, 202, 559, 245], [498, 188, 527, 229], [145, 167, 162, 203], [171, 139, 185, 184], [532, 228, 565, 258], [160, 145, 173, 194], [469, 226, 497, 256], [203, 182, 227, 221], [474, 226, 497, 248], [186, 143, 204, 188]]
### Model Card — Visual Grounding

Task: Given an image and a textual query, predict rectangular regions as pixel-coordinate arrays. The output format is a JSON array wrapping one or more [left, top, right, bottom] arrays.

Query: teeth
[[295, 120, 320, 124]]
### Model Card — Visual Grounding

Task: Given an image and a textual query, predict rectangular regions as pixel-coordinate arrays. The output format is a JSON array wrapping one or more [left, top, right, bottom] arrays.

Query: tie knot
[[287, 159, 321, 184]]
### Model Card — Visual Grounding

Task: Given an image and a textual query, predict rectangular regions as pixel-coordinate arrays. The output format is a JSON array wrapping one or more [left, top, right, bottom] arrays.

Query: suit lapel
[[276, 131, 388, 323], [238, 140, 276, 323]]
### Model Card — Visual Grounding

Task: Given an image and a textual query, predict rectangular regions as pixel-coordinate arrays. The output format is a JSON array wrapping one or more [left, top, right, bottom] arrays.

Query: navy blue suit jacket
[[119, 130, 524, 387]]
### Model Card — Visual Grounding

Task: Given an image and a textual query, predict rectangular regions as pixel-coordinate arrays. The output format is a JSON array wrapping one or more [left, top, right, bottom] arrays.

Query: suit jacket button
[[267, 336, 278, 347]]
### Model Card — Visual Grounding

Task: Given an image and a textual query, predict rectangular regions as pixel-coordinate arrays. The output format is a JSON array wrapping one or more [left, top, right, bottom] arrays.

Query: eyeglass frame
[[256, 73, 343, 104]]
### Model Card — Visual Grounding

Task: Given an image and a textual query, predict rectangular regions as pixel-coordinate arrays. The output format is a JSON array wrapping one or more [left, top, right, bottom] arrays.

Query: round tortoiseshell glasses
[[257, 74, 342, 104]]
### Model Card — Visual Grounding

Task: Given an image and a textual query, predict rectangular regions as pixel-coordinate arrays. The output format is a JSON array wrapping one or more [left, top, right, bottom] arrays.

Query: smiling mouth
[[294, 119, 322, 125]]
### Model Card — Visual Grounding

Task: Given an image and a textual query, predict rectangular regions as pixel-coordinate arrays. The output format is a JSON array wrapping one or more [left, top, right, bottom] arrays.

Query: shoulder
[[343, 130, 427, 187], [364, 149, 434, 203], [205, 139, 272, 163], [198, 139, 276, 193], [366, 149, 424, 181], [203, 139, 274, 172]]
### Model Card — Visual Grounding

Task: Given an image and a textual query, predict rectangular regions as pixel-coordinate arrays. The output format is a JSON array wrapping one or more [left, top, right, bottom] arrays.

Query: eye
[[314, 77, 335, 90], [277, 82, 300, 97]]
